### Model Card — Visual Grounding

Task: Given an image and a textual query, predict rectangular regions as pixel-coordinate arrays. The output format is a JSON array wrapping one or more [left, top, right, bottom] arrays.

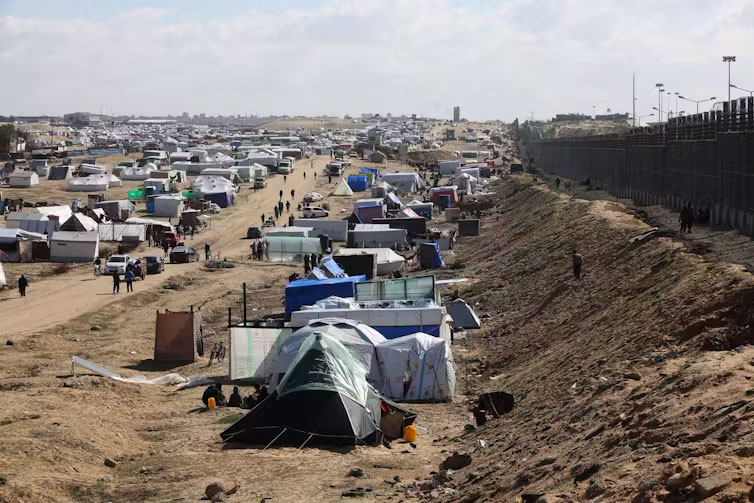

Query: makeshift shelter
[[67, 174, 121, 192], [0, 262, 6, 289], [371, 181, 393, 199], [8, 171, 39, 188], [359, 167, 381, 179], [293, 218, 348, 241], [373, 217, 427, 237], [347, 175, 370, 192], [355, 204, 386, 224], [5, 212, 56, 235], [94, 200, 135, 222], [382, 173, 424, 194], [263, 236, 321, 263], [331, 178, 354, 196], [79, 164, 106, 175], [59, 213, 98, 232], [48, 165, 73, 180], [192, 175, 236, 208], [333, 248, 405, 276], [430, 186, 459, 204], [266, 226, 312, 238], [121, 165, 155, 180], [406, 200, 433, 219], [268, 321, 386, 388], [153, 310, 201, 362], [437, 160, 460, 174], [49, 231, 99, 262], [347, 224, 407, 249], [220, 333, 383, 447], [368, 151, 387, 163], [376, 332, 455, 402], [153, 195, 185, 218], [446, 298, 481, 329], [418, 242, 444, 269], [285, 276, 365, 317]]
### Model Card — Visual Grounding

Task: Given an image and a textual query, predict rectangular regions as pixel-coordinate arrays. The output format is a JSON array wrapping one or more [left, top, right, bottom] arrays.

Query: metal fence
[[529, 97, 754, 235]]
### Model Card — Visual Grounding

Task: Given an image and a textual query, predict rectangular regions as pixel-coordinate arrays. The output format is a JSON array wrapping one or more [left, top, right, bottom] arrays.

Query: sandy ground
[[0, 148, 480, 503]]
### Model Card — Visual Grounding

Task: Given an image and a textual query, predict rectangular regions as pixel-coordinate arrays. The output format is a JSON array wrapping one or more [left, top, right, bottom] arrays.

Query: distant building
[[453, 106, 461, 122], [595, 113, 630, 121], [553, 113, 591, 122]]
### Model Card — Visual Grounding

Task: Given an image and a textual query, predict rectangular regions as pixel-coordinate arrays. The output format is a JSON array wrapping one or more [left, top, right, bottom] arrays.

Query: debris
[[475, 439, 488, 449], [90, 325, 101, 331], [665, 473, 692, 490], [348, 468, 365, 478], [463, 424, 476, 433], [735, 445, 754, 457], [5, 340, 14, 346], [211, 494, 226, 503], [624, 371, 642, 381], [571, 463, 600, 483], [206, 482, 227, 499], [342, 488, 367, 498], [104, 458, 116, 468], [694, 474, 730, 498], [584, 479, 607, 499], [440, 452, 472, 471]]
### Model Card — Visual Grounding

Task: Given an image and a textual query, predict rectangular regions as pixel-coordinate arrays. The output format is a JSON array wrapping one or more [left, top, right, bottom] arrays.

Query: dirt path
[[0, 156, 328, 338]]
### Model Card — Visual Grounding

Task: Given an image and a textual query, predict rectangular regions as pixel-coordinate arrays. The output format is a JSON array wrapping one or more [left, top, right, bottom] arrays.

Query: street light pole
[[723, 56, 736, 103], [730, 84, 754, 97], [678, 95, 717, 114], [656, 83, 664, 122]]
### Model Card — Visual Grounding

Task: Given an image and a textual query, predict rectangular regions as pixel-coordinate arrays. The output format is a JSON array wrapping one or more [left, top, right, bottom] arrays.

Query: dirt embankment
[[439, 177, 754, 502]]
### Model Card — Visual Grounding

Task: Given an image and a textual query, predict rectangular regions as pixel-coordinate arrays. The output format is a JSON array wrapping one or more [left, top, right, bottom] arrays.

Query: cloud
[[1, 0, 754, 120]]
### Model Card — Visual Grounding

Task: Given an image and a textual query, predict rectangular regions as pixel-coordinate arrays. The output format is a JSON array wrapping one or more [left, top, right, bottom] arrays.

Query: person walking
[[204, 243, 211, 261], [112, 272, 120, 294], [303, 171, 306, 179], [290, 189, 295, 199], [572, 249, 583, 280], [283, 175, 287, 183], [274, 206, 279, 219], [261, 213, 265, 225], [18, 274, 28, 297], [256, 241, 264, 261], [163, 241, 170, 258], [279, 189, 283, 201], [328, 175, 332, 184], [286, 201, 290, 212], [555, 177, 561, 190], [303, 253, 311, 275], [125, 269, 135, 293]]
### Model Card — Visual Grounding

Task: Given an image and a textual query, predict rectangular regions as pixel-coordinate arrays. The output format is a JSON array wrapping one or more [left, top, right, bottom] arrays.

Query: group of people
[[303, 253, 323, 275], [202, 383, 269, 409], [679, 204, 711, 232], [554, 177, 573, 191], [249, 240, 266, 260]]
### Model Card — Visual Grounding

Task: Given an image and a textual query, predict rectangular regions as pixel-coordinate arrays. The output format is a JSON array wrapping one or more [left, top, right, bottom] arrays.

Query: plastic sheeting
[[263, 236, 321, 263], [285, 276, 365, 317]]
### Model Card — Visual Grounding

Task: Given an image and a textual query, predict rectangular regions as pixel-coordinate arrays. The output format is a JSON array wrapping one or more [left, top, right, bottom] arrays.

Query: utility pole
[[632, 73, 636, 127], [723, 56, 736, 104]]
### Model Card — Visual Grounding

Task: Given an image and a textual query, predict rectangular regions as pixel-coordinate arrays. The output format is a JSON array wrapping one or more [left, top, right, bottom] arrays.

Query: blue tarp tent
[[438, 194, 451, 210], [419, 242, 444, 269], [348, 175, 370, 192], [359, 167, 381, 178], [284, 275, 366, 317]]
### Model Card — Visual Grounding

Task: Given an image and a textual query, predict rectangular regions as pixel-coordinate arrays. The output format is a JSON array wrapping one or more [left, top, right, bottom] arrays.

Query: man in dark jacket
[[18, 275, 28, 297], [112, 271, 120, 293]]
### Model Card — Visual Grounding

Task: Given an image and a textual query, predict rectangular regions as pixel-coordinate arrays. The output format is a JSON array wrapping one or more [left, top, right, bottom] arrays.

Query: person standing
[[163, 241, 170, 258], [283, 175, 287, 184], [572, 249, 583, 280], [125, 269, 135, 292], [304, 253, 311, 275], [556, 177, 561, 190], [204, 243, 211, 261], [279, 189, 283, 201], [112, 271, 120, 294], [18, 274, 28, 297]]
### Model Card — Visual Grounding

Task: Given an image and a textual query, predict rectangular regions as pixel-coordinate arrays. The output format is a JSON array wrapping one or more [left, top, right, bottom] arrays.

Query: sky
[[1, 0, 754, 121]]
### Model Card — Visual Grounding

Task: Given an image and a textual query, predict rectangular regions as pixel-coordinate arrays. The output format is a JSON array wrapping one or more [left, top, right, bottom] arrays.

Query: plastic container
[[207, 397, 216, 409], [403, 424, 417, 442]]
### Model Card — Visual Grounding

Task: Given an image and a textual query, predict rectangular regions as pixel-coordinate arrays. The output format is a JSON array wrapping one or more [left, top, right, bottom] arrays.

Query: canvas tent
[[331, 178, 354, 196], [221, 333, 382, 447], [49, 231, 99, 262], [8, 171, 39, 188], [268, 320, 386, 389], [332, 248, 405, 276], [153, 310, 201, 362], [48, 165, 73, 180], [377, 332, 455, 402]]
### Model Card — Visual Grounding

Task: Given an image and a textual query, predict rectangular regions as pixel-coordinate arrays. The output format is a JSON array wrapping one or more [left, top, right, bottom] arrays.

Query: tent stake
[[263, 428, 287, 451], [298, 433, 314, 450]]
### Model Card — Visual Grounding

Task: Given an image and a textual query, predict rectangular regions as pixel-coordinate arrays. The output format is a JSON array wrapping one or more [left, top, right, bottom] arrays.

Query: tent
[[59, 213, 98, 232], [268, 320, 386, 388], [153, 310, 201, 362], [8, 171, 39, 188], [347, 175, 370, 192], [331, 178, 354, 196], [49, 231, 99, 262], [376, 332, 455, 402], [0, 262, 6, 289], [220, 333, 383, 447], [371, 181, 393, 199], [48, 165, 73, 180], [446, 298, 481, 329], [263, 235, 321, 263], [191, 175, 236, 207], [418, 242, 444, 269], [285, 275, 365, 317], [332, 248, 405, 276], [153, 195, 185, 218]]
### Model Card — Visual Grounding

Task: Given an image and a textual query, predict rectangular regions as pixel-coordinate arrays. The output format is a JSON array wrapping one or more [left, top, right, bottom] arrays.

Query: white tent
[[8, 171, 39, 188], [67, 174, 121, 192], [79, 164, 107, 175], [121, 164, 156, 180], [331, 178, 354, 196], [50, 231, 99, 262], [153, 195, 185, 217], [0, 262, 6, 289], [376, 332, 455, 402]]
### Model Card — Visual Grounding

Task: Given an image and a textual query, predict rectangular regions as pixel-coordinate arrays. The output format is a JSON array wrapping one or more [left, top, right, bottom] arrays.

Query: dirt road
[[0, 156, 328, 338]]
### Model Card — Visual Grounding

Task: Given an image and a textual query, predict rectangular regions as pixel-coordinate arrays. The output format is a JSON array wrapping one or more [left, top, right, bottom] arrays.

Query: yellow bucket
[[208, 397, 216, 409], [403, 424, 418, 442]]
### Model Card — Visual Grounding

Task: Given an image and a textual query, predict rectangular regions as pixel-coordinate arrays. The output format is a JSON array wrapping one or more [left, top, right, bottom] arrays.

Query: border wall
[[530, 97, 754, 236]]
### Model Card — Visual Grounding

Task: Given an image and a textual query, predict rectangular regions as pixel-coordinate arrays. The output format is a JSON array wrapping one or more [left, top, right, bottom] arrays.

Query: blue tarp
[[438, 194, 451, 209], [348, 175, 370, 191], [410, 205, 432, 219], [320, 257, 346, 278], [355, 204, 384, 224], [308, 267, 328, 279], [359, 167, 381, 178], [419, 242, 445, 269], [284, 275, 366, 317], [204, 192, 235, 208]]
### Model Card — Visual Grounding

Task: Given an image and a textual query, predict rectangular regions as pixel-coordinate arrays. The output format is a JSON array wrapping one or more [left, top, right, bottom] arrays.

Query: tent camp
[[376, 332, 455, 402], [153, 310, 201, 362], [331, 178, 354, 196], [221, 333, 383, 447]]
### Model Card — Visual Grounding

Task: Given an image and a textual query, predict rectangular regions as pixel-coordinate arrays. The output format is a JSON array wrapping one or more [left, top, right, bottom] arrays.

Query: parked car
[[302, 206, 329, 218], [170, 246, 200, 263], [247, 226, 265, 239], [104, 254, 131, 275], [253, 177, 268, 189], [144, 255, 165, 274]]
